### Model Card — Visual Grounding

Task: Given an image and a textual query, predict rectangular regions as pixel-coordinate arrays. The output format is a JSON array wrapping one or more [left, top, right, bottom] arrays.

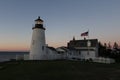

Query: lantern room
[[35, 16, 43, 24]]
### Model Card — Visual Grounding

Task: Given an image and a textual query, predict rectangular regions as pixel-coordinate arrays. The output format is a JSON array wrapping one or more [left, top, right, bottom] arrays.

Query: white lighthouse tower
[[30, 16, 46, 60]]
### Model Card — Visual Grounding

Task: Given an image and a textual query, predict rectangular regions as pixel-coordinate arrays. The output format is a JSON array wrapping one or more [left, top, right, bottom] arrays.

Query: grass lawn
[[0, 60, 120, 80]]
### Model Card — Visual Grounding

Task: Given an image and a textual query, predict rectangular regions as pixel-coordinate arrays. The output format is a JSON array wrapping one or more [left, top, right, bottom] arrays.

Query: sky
[[0, 0, 120, 51]]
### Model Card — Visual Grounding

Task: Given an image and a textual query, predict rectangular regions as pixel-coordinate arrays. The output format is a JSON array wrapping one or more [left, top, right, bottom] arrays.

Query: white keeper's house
[[67, 38, 99, 60]]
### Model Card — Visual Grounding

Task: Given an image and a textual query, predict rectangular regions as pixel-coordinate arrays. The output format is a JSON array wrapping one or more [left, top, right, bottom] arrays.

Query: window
[[32, 40, 35, 45], [79, 51, 81, 55], [42, 46, 44, 51], [87, 52, 89, 55]]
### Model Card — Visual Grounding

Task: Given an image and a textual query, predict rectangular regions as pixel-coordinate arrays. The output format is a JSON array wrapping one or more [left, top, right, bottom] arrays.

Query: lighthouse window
[[42, 46, 44, 51], [32, 40, 35, 45]]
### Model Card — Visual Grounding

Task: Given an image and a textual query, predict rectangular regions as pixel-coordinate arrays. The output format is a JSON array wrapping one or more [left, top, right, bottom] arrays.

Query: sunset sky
[[0, 0, 120, 51]]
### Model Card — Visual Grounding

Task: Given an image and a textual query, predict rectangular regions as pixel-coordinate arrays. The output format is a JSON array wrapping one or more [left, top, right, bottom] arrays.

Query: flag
[[81, 31, 88, 36]]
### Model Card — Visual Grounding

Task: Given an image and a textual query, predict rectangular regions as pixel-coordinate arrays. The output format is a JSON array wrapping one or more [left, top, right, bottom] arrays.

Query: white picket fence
[[93, 57, 115, 64]]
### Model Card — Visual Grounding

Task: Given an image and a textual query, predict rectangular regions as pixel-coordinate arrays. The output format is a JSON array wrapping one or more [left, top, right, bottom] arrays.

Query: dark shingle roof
[[47, 47, 56, 51], [68, 39, 98, 48]]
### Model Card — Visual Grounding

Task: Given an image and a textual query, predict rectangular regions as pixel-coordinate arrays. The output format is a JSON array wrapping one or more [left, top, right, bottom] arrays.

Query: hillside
[[0, 60, 120, 80]]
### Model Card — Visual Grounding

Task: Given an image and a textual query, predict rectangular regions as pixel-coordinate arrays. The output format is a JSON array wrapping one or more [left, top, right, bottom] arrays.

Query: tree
[[113, 42, 119, 49], [108, 42, 111, 49], [104, 43, 107, 49], [98, 42, 106, 57]]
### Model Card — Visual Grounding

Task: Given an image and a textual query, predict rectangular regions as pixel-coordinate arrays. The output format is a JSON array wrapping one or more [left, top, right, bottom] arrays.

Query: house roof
[[56, 47, 68, 52], [47, 47, 56, 51], [68, 39, 98, 48]]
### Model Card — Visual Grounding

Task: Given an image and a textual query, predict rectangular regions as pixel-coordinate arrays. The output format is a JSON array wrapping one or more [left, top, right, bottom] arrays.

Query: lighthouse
[[29, 16, 46, 60]]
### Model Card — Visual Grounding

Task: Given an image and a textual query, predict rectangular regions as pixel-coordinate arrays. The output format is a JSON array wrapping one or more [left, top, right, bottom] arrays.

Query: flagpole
[[87, 30, 90, 56], [88, 29, 89, 39], [81, 30, 90, 56]]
